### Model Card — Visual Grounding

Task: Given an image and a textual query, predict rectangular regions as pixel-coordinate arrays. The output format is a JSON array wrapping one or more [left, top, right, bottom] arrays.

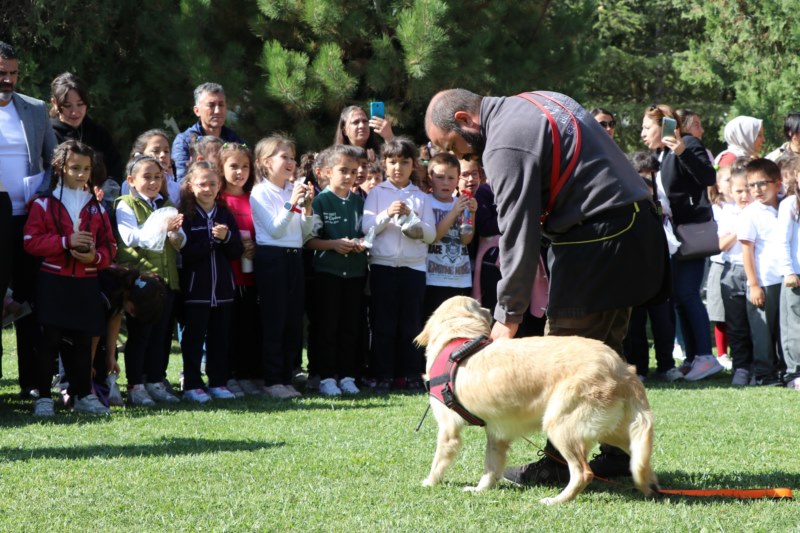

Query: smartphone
[[369, 101, 385, 119], [661, 117, 677, 139]]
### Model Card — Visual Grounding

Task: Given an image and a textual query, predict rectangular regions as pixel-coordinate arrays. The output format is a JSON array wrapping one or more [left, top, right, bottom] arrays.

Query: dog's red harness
[[426, 336, 491, 427]]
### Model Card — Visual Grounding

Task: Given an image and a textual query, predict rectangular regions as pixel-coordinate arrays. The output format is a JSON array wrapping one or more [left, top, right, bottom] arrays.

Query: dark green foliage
[[6, 0, 790, 160]]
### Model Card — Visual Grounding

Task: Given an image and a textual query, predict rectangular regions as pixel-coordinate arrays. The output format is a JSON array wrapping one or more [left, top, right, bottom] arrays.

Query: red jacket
[[23, 194, 117, 277]]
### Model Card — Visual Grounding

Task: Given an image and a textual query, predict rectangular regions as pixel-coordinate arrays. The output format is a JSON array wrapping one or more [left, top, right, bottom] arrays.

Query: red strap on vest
[[427, 336, 491, 427], [514, 92, 582, 223]]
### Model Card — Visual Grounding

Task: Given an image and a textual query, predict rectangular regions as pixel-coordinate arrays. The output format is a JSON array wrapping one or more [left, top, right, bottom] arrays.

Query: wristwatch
[[284, 201, 294, 211]]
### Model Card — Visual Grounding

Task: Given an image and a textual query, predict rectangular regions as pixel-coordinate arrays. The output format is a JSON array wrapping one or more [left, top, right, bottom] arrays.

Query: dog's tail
[[627, 389, 659, 497]]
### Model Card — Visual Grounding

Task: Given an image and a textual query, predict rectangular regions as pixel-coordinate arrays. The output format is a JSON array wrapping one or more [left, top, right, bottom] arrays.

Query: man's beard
[[0, 88, 13, 102], [455, 125, 485, 160]]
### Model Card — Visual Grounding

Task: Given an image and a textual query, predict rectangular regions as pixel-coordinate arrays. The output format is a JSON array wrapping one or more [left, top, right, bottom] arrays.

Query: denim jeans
[[672, 258, 711, 359]]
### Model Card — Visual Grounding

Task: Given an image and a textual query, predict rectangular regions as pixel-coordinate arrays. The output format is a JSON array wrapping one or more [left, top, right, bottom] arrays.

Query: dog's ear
[[415, 315, 433, 347]]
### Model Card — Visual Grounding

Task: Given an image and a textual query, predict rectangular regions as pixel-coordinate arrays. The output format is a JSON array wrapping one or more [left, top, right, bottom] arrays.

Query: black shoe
[[588, 450, 631, 478], [502, 451, 569, 487], [754, 375, 784, 387]]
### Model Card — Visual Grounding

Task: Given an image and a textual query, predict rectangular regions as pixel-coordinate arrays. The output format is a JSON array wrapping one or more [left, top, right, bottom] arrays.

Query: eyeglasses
[[748, 180, 775, 189], [598, 120, 616, 129]]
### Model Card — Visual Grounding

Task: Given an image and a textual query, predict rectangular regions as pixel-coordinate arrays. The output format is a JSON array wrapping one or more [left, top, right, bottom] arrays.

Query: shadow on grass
[[0, 437, 282, 462]]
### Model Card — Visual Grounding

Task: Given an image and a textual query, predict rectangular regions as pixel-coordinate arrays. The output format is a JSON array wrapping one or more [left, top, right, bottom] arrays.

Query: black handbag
[[673, 219, 720, 260]]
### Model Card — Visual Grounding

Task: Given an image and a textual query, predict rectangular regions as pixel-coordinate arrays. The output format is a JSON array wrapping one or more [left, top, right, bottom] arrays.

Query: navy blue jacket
[[180, 203, 243, 306], [172, 122, 244, 181]]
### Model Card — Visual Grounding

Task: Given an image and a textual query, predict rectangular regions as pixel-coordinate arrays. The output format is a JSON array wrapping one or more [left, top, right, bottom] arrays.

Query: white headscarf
[[720, 116, 763, 159]]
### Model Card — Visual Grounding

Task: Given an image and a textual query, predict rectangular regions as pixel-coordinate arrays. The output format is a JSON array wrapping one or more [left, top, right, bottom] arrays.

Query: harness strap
[[514, 92, 582, 223], [427, 336, 491, 427]]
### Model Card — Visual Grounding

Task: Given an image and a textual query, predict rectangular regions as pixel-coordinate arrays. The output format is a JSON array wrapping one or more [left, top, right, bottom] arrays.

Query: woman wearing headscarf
[[714, 116, 765, 168]]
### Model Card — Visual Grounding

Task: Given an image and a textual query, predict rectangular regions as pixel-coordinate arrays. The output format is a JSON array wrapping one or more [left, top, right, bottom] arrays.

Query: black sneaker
[[502, 451, 569, 487], [588, 450, 631, 478], [754, 375, 784, 387]]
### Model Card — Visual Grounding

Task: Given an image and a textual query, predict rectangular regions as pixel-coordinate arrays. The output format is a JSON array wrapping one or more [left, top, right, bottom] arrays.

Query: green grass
[[1, 328, 799, 531]]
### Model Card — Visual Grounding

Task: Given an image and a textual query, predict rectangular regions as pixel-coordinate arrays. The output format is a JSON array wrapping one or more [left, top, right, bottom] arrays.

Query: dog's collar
[[426, 336, 491, 427]]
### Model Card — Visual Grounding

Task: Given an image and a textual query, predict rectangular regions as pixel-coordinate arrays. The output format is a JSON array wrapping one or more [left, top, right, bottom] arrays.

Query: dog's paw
[[422, 478, 437, 487], [463, 485, 486, 493], [539, 497, 559, 506]]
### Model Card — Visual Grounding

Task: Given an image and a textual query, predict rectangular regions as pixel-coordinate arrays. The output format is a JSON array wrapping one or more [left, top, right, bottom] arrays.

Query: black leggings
[[37, 326, 93, 400]]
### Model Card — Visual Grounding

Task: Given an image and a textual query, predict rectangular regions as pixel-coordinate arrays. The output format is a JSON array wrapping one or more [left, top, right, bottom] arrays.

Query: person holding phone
[[333, 104, 394, 157], [642, 104, 722, 382]]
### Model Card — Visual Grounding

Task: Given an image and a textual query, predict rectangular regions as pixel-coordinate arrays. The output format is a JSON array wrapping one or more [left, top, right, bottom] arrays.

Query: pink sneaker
[[786, 377, 800, 390]]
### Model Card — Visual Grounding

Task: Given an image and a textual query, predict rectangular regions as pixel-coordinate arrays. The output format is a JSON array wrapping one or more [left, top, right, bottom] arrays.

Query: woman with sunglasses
[[591, 107, 616, 138]]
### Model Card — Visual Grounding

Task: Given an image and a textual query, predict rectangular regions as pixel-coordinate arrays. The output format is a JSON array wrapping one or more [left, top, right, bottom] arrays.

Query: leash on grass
[[521, 436, 793, 500]]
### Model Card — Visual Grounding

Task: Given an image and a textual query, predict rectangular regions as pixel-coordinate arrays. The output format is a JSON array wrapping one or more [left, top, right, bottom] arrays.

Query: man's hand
[[490, 320, 518, 340]]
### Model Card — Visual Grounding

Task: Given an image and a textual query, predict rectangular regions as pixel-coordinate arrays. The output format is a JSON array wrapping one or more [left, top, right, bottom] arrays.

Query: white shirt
[[363, 180, 436, 271], [426, 195, 471, 288], [777, 195, 800, 277], [116, 190, 186, 247], [0, 100, 32, 214], [709, 202, 728, 264], [250, 179, 313, 248], [717, 202, 744, 265], [737, 200, 783, 286]]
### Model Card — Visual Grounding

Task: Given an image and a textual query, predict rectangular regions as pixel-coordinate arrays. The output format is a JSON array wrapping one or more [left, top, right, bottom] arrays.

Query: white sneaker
[[673, 343, 685, 361], [684, 355, 724, 381], [208, 386, 236, 399], [106, 374, 124, 406], [338, 377, 360, 395], [184, 388, 211, 403], [128, 384, 156, 406], [225, 379, 246, 398], [237, 379, 263, 396], [73, 394, 111, 415], [263, 384, 295, 399], [145, 382, 180, 403], [319, 378, 342, 397], [717, 354, 733, 371], [34, 397, 55, 417]]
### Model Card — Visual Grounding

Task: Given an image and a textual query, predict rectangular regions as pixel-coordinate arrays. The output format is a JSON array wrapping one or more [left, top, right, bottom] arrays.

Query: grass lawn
[[0, 328, 799, 531]]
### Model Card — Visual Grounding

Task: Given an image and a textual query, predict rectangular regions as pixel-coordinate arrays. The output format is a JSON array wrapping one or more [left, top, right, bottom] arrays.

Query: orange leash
[[657, 488, 793, 500], [524, 439, 794, 500]]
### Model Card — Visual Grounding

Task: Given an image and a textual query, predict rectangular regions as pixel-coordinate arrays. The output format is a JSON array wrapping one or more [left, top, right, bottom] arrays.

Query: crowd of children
[[6, 103, 800, 419]]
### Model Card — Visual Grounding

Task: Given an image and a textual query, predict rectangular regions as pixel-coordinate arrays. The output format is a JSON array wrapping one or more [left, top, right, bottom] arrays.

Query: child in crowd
[[362, 161, 384, 195], [190, 135, 224, 169], [122, 130, 180, 206], [23, 140, 117, 416], [423, 152, 476, 319], [115, 154, 184, 405], [306, 145, 369, 396], [217, 142, 262, 396], [708, 166, 733, 369], [363, 137, 435, 393], [457, 157, 483, 197], [718, 168, 754, 385], [778, 161, 800, 390], [738, 159, 784, 386], [179, 161, 243, 402], [622, 152, 681, 381], [250, 134, 314, 399], [92, 266, 167, 404]]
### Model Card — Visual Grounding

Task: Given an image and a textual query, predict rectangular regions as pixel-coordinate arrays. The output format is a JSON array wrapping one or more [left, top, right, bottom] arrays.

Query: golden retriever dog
[[415, 296, 658, 505]]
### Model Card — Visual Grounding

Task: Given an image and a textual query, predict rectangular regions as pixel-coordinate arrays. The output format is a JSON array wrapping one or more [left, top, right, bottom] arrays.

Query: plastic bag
[[400, 210, 424, 240], [139, 206, 179, 251], [361, 226, 376, 249]]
